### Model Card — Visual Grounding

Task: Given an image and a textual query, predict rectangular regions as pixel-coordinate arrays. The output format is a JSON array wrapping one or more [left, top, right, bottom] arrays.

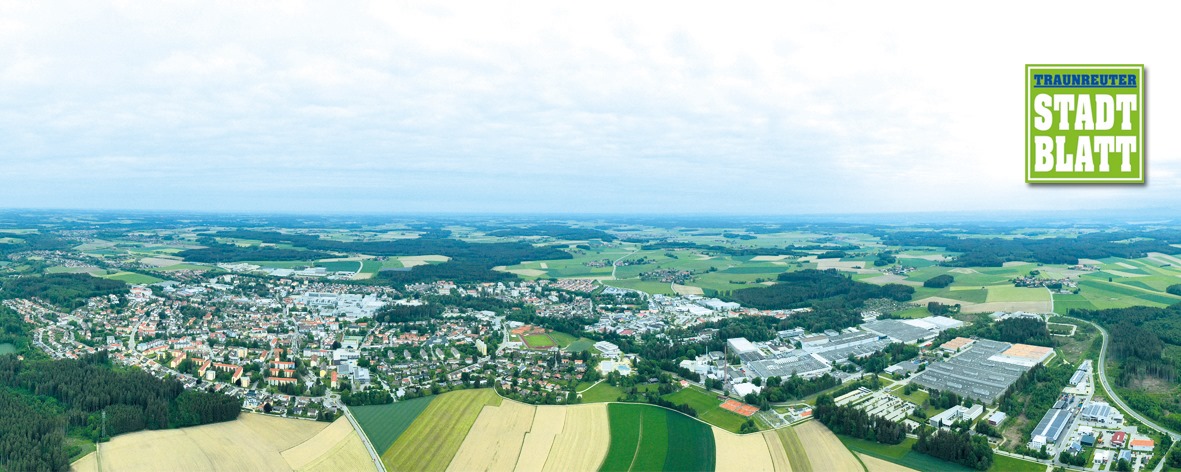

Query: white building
[[727, 337, 758, 355], [594, 341, 621, 358]]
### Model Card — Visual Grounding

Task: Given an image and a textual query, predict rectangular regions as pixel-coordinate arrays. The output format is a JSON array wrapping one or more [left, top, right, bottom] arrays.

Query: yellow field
[[750, 255, 791, 261], [858, 453, 916, 472], [300, 434, 375, 472], [70, 414, 372, 472], [672, 283, 705, 295], [541, 403, 610, 472], [446, 400, 536, 472], [515, 406, 568, 472], [795, 421, 862, 472], [762, 431, 792, 472], [384, 389, 502, 472], [713, 427, 776, 472], [281, 417, 357, 469]]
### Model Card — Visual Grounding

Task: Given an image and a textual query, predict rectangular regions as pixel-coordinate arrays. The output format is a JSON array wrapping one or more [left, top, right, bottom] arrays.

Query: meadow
[[350, 395, 435, 453]]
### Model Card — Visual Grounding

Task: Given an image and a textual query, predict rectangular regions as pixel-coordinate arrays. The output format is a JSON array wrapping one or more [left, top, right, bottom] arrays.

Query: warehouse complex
[[911, 339, 1049, 403]]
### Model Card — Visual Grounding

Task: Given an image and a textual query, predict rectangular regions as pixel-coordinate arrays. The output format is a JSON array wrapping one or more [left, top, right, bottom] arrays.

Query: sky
[[1, 1, 1178, 215]]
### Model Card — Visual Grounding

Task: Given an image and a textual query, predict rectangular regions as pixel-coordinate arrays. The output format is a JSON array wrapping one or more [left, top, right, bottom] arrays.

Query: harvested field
[[140, 256, 184, 267], [862, 274, 921, 286], [542, 404, 610, 472], [898, 254, 947, 261], [400, 255, 450, 268], [672, 283, 705, 295], [82, 414, 361, 472], [795, 421, 861, 472], [762, 431, 792, 472], [300, 434, 374, 472], [281, 418, 356, 469], [775, 426, 811, 472], [751, 255, 791, 261], [240, 412, 330, 451], [713, 427, 775, 472], [858, 453, 916, 472], [446, 400, 536, 472], [540, 262, 549, 268], [383, 389, 501, 472], [912, 296, 1052, 314], [813, 258, 876, 274], [515, 406, 567, 472], [71, 452, 98, 472]]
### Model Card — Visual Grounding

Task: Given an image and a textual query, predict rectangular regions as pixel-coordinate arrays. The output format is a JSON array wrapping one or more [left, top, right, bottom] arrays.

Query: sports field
[[381, 389, 501, 472], [523, 333, 558, 349]]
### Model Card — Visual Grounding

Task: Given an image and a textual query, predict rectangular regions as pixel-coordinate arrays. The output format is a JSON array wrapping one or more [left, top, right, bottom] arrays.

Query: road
[[341, 404, 387, 472], [610, 248, 639, 280]]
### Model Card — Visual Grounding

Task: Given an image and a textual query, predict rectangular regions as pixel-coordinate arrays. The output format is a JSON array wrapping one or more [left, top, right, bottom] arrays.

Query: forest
[[373, 261, 516, 286], [0, 304, 29, 351], [879, 230, 1181, 266], [813, 393, 907, 445], [933, 316, 1055, 348], [923, 274, 954, 288], [723, 269, 914, 311], [1, 273, 127, 309], [0, 352, 241, 471], [176, 243, 334, 262], [912, 426, 994, 470]]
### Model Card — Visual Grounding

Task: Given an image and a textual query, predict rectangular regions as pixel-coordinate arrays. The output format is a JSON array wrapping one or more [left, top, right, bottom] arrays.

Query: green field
[[522, 334, 557, 349], [549, 331, 578, 348], [316, 260, 361, 272], [0, 343, 15, 355], [242, 260, 313, 269], [839, 435, 974, 472], [381, 389, 501, 472], [350, 395, 435, 452], [566, 338, 596, 353], [985, 285, 1049, 303], [99, 272, 164, 284], [581, 382, 624, 403], [776, 426, 811, 472], [599, 403, 714, 472], [359, 260, 382, 274], [662, 386, 749, 433]]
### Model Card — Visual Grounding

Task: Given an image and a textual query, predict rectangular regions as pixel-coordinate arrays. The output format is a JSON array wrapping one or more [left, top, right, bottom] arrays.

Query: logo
[[1026, 64, 1144, 183]]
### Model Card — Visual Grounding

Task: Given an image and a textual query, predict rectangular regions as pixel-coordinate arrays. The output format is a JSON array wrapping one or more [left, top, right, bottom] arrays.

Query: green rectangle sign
[[1026, 64, 1144, 183]]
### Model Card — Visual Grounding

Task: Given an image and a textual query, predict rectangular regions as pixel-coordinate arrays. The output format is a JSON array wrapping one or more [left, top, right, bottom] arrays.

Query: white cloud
[[0, 0, 1177, 214]]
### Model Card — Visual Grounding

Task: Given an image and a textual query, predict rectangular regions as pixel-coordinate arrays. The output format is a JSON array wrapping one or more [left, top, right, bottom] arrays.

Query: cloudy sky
[[0, 1, 1177, 215]]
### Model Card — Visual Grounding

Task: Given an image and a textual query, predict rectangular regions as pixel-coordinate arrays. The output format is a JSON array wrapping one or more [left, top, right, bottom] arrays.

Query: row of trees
[[813, 394, 907, 445], [912, 426, 994, 470]]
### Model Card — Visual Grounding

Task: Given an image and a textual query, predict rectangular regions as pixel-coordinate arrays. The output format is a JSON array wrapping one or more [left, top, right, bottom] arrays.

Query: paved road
[[342, 405, 387, 472]]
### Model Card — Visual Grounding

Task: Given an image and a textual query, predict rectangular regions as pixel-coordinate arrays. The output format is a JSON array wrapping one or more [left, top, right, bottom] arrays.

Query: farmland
[[381, 389, 501, 472], [599, 403, 715, 472], [350, 395, 435, 452], [70, 414, 372, 472], [662, 385, 750, 433]]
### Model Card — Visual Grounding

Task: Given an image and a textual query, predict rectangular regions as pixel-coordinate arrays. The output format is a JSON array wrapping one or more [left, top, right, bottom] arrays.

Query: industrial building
[[928, 404, 984, 428], [860, 316, 962, 344], [1080, 401, 1122, 424], [1029, 407, 1073, 450], [746, 353, 831, 379], [1070, 360, 1092, 386], [911, 339, 1033, 403]]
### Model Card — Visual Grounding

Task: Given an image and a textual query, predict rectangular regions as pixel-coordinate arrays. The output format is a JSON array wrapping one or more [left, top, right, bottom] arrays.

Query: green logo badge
[[1026, 64, 1144, 183]]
